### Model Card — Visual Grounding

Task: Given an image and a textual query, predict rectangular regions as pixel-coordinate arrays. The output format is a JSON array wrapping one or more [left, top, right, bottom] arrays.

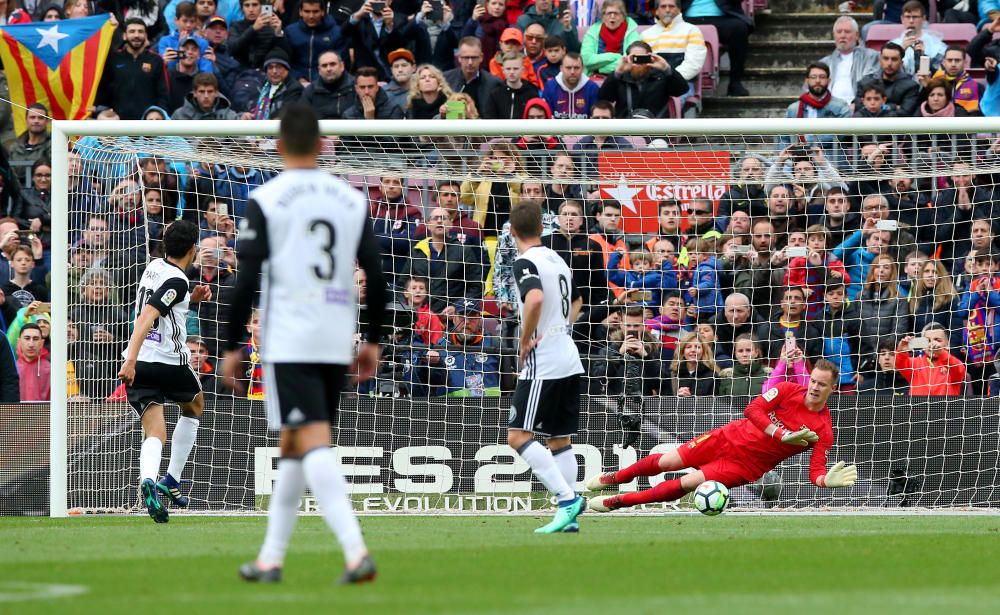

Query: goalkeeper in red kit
[[586, 360, 858, 511]]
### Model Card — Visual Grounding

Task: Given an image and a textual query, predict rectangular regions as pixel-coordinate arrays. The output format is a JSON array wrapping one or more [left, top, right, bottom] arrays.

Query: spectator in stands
[[12, 159, 51, 251], [779, 63, 850, 162], [853, 81, 901, 122], [918, 75, 970, 121], [0, 245, 46, 307], [521, 23, 548, 76], [68, 269, 129, 385], [96, 18, 169, 121], [143, 189, 167, 254], [929, 161, 992, 264], [287, 0, 347, 84], [464, 0, 509, 64], [342, 66, 405, 119], [228, 0, 291, 70], [595, 305, 665, 395], [959, 251, 1000, 393], [415, 0, 461, 71], [416, 179, 483, 242], [598, 40, 688, 118], [645, 199, 685, 256], [515, 0, 580, 53], [544, 154, 583, 207], [189, 234, 236, 357], [858, 252, 911, 345], [899, 250, 930, 298], [685, 235, 723, 319], [756, 286, 823, 362], [417, 299, 502, 397], [922, 45, 984, 114], [687, 197, 722, 237], [856, 42, 921, 116], [202, 15, 243, 92], [405, 64, 453, 119], [668, 331, 718, 396], [15, 323, 48, 401], [409, 206, 485, 313], [401, 276, 445, 345], [186, 335, 219, 398], [718, 333, 769, 396], [582, 0, 639, 76], [535, 35, 566, 82], [821, 15, 881, 104], [709, 291, 756, 358], [243, 49, 304, 119], [718, 155, 767, 223], [63, 0, 89, 18], [300, 50, 355, 118], [461, 142, 525, 238], [682, 0, 752, 96], [544, 199, 607, 307], [641, 0, 707, 105], [784, 224, 850, 319], [858, 337, 908, 394], [482, 51, 539, 119], [8, 103, 50, 166], [158, 3, 214, 73], [542, 52, 599, 119], [911, 258, 961, 347], [384, 48, 417, 110], [734, 218, 783, 312], [893, 0, 947, 74], [166, 37, 207, 113], [607, 248, 678, 310], [370, 172, 423, 282], [172, 72, 241, 119], [831, 216, 893, 301], [895, 325, 967, 396], [444, 37, 502, 115], [589, 200, 630, 298], [644, 289, 690, 359], [571, 101, 632, 178], [819, 280, 866, 393]]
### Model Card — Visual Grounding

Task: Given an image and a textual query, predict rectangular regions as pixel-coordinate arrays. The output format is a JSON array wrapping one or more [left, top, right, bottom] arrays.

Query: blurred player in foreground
[[586, 360, 858, 510], [222, 105, 388, 584]]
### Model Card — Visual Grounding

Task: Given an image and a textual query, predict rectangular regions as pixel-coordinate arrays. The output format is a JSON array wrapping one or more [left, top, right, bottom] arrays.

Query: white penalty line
[[0, 582, 88, 603]]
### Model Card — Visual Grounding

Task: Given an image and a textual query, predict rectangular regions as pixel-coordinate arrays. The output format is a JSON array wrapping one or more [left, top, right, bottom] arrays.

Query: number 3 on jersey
[[309, 219, 337, 281]]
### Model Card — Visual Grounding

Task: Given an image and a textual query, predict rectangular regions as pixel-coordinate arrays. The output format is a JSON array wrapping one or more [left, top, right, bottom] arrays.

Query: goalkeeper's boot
[[238, 561, 282, 583], [585, 472, 620, 492], [561, 522, 580, 533], [339, 555, 377, 585], [156, 473, 189, 508], [534, 496, 586, 534], [589, 494, 627, 513], [140, 478, 169, 524]]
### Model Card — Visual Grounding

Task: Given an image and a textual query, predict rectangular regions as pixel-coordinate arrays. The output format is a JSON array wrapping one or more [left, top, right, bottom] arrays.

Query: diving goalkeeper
[[587, 359, 857, 511]]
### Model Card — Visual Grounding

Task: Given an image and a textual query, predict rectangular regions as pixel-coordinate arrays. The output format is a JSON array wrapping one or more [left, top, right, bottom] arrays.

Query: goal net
[[46, 117, 1000, 517]]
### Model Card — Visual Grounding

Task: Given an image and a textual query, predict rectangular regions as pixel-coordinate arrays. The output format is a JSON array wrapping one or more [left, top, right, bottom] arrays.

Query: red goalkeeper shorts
[[677, 429, 763, 489]]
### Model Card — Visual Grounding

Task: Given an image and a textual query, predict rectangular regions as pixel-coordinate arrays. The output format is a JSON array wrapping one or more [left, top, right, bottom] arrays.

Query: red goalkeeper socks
[[614, 453, 664, 483], [620, 478, 687, 507]]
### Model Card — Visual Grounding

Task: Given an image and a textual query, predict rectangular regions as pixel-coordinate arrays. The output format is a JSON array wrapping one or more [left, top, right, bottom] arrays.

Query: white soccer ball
[[693, 480, 730, 516]]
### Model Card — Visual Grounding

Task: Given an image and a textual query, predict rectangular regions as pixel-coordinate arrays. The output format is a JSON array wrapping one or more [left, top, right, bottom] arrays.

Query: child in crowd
[[402, 276, 445, 346], [0, 245, 49, 307], [718, 334, 770, 397], [858, 337, 908, 394], [783, 224, 849, 319], [960, 251, 1000, 394], [644, 289, 691, 363], [684, 236, 723, 320], [607, 248, 678, 309]]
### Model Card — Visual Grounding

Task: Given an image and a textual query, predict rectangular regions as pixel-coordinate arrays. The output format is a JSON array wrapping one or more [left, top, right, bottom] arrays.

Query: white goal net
[[44, 117, 1000, 516]]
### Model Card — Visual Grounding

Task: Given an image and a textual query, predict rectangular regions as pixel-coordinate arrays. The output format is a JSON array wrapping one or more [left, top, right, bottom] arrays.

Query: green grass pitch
[[2, 515, 1000, 614]]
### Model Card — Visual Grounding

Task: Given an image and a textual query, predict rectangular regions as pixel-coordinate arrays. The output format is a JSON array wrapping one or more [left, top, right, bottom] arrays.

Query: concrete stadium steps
[[701, 94, 798, 118]]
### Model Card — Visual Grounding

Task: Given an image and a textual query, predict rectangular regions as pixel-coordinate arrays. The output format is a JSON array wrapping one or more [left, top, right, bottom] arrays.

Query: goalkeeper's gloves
[[818, 461, 858, 488], [774, 427, 819, 447]]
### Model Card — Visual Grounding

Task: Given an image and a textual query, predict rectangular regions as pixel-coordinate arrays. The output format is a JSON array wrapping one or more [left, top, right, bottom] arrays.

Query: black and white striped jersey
[[128, 258, 191, 366], [513, 245, 584, 380]]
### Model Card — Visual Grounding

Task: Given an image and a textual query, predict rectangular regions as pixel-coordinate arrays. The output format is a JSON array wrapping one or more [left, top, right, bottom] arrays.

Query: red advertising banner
[[597, 151, 732, 234]]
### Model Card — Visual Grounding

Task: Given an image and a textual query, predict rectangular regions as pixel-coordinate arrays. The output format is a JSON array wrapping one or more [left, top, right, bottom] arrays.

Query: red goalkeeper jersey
[[719, 382, 834, 485]]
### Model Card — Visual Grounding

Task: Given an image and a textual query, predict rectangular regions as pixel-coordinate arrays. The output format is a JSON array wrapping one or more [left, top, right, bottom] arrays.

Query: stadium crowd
[[4, 0, 1000, 402]]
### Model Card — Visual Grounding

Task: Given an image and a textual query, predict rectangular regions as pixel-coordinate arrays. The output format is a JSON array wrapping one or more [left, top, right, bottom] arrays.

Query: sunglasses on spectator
[[689, 209, 712, 215]]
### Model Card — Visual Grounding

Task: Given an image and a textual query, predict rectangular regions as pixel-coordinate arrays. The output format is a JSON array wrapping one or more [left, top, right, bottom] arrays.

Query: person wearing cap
[[514, 0, 580, 53], [581, 0, 640, 77], [597, 40, 688, 118], [384, 47, 417, 111], [346, 0, 415, 82], [158, 2, 215, 74], [242, 48, 304, 119], [166, 36, 211, 113], [300, 50, 356, 119], [228, 0, 291, 70], [163, 0, 244, 35], [95, 18, 170, 120], [488, 27, 541, 89], [408, 299, 503, 398], [408, 207, 487, 315], [200, 15, 242, 96], [286, 0, 348, 83]]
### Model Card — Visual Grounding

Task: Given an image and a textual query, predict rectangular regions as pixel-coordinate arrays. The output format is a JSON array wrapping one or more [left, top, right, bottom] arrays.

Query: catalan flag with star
[[0, 15, 116, 135]]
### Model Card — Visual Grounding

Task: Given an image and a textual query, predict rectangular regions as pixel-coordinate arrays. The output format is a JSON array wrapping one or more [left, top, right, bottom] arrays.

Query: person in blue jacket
[[606, 248, 679, 308], [285, 0, 348, 83], [684, 236, 723, 319]]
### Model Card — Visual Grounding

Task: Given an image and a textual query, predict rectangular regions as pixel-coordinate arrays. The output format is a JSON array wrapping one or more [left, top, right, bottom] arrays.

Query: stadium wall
[[2, 397, 998, 515]]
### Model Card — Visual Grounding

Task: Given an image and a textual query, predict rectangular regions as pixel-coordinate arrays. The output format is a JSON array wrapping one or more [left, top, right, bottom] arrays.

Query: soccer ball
[[693, 480, 730, 516]]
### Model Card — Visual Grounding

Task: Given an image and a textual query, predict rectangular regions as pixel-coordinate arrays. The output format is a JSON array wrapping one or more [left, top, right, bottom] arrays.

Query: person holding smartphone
[[595, 40, 688, 118], [894, 325, 966, 396], [890, 1, 946, 76]]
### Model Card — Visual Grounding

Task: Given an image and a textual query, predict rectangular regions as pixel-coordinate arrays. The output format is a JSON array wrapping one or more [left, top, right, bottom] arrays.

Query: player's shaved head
[[510, 202, 543, 239], [279, 103, 321, 156], [163, 220, 200, 258]]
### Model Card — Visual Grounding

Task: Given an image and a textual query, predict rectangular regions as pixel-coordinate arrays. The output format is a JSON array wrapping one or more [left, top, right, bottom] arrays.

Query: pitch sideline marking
[[0, 582, 89, 603]]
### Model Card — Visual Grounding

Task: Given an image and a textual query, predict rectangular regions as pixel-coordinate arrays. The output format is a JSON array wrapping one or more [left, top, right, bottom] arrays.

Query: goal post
[[47, 117, 1000, 518]]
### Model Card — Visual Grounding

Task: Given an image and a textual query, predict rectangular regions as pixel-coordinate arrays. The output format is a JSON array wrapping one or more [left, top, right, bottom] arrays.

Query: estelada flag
[[0, 15, 116, 134]]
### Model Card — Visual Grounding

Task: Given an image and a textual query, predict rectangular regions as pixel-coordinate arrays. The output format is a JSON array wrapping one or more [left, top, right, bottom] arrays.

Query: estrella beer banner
[[598, 151, 732, 234]]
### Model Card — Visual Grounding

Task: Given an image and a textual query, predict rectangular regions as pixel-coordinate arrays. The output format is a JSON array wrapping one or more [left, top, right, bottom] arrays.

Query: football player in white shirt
[[507, 202, 587, 533], [118, 220, 212, 523], [221, 105, 387, 585]]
